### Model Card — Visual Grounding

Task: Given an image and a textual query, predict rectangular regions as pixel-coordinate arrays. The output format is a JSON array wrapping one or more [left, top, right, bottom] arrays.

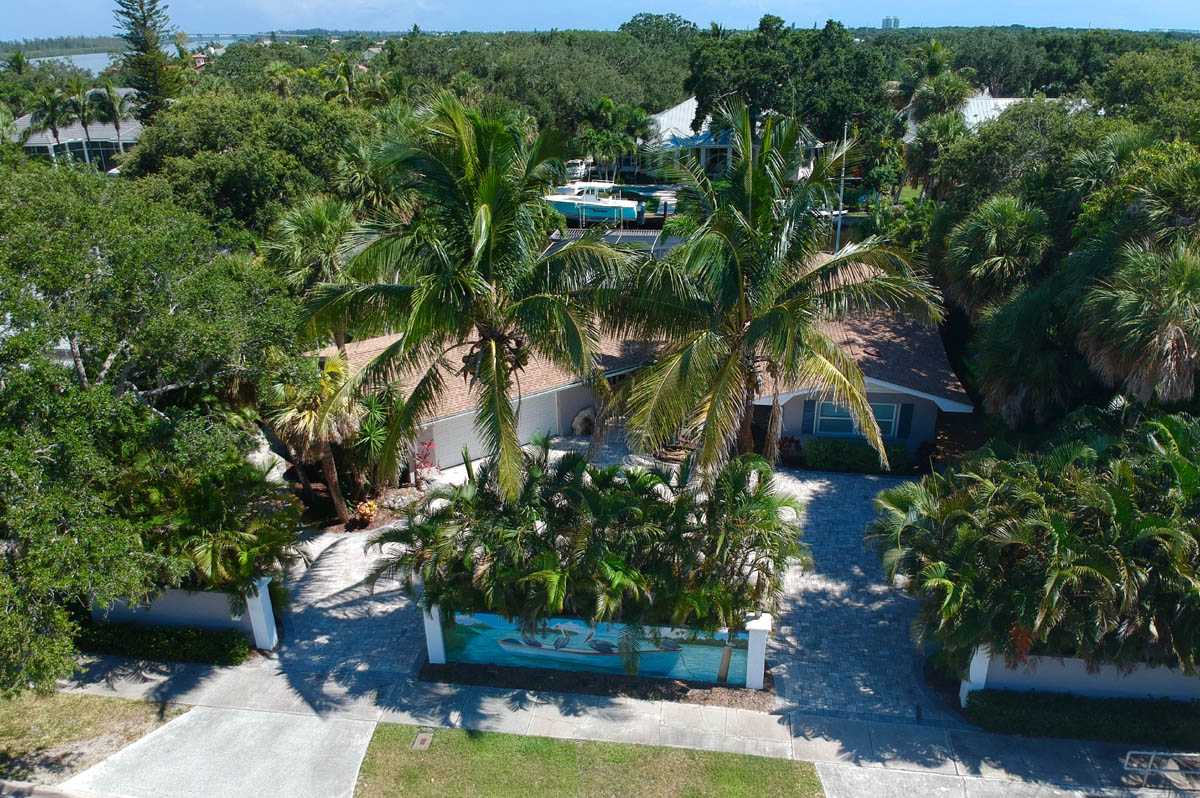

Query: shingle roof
[[815, 315, 970, 407], [313, 333, 658, 421]]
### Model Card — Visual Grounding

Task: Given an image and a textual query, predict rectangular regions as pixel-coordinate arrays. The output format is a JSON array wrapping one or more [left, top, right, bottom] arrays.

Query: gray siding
[[779, 391, 939, 455]]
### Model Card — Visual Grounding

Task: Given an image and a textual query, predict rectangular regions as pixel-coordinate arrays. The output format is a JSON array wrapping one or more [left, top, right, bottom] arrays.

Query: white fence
[[93, 576, 278, 650], [960, 646, 1200, 706]]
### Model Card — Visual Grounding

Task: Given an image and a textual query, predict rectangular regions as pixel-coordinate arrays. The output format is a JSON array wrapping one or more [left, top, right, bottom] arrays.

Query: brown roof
[[814, 316, 970, 407], [313, 333, 657, 420]]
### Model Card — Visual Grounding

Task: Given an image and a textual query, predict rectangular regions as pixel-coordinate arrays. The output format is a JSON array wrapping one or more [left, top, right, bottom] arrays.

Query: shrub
[[868, 410, 1200, 675], [964, 689, 1200, 749], [77, 622, 251, 666], [804, 438, 910, 474], [370, 441, 811, 632]]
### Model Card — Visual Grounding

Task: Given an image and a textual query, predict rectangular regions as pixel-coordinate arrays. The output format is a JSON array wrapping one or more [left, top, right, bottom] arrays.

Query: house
[[312, 234, 971, 469], [650, 96, 734, 176], [902, 88, 1032, 144], [8, 87, 141, 172], [649, 96, 822, 178], [753, 314, 972, 456]]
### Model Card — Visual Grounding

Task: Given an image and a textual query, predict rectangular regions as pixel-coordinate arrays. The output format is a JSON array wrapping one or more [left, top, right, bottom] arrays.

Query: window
[[815, 402, 899, 438]]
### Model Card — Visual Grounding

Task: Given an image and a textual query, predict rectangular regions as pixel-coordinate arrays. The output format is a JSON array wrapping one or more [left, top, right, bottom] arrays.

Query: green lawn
[[356, 725, 823, 798], [0, 692, 186, 783]]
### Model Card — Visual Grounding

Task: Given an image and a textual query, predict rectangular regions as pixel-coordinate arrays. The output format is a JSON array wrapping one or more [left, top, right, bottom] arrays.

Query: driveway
[[768, 469, 962, 726]]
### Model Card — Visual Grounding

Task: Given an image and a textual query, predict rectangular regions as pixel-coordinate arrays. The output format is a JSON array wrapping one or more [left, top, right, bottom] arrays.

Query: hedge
[[803, 438, 910, 474], [963, 689, 1200, 749], [77, 622, 251, 666]]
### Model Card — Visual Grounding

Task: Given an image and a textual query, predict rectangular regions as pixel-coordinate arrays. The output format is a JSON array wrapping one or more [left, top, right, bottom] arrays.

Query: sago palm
[[605, 100, 941, 475], [307, 92, 628, 498]]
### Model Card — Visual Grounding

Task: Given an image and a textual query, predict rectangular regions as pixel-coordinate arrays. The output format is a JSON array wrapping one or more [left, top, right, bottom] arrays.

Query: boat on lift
[[543, 181, 642, 223]]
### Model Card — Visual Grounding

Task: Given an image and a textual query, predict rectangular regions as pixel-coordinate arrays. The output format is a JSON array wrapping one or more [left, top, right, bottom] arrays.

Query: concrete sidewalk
[[58, 654, 1197, 797]]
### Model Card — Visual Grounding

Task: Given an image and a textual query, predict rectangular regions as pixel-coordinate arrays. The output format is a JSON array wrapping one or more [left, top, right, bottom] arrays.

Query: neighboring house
[[9, 87, 141, 172], [649, 96, 822, 178], [312, 232, 972, 469], [902, 88, 1032, 144], [651, 96, 734, 176]]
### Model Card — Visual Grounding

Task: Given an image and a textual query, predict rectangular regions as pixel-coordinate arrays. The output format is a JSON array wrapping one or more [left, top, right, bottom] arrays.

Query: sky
[[6, 0, 1200, 41]]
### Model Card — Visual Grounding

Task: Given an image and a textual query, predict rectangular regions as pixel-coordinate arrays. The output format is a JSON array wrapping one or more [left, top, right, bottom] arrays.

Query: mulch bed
[[419, 659, 776, 712]]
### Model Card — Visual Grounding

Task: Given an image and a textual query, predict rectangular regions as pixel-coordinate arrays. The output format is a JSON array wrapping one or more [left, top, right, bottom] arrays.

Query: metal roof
[[8, 88, 143, 148]]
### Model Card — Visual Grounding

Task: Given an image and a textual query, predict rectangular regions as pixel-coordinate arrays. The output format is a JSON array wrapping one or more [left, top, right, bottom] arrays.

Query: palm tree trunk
[[115, 121, 123, 155], [81, 124, 92, 165], [334, 328, 347, 356], [763, 392, 782, 465], [320, 440, 350, 523]]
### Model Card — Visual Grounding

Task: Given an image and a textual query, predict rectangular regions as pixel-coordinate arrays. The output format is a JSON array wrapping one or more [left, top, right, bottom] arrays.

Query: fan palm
[[605, 100, 942, 476], [944, 195, 1052, 317], [262, 195, 358, 353], [1078, 240, 1200, 404], [905, 111, 968, 201], [267, 351, 362, 523], [262, 60, 294, 98], [89, 82, 134, 155], [306, 92, 629, 498]]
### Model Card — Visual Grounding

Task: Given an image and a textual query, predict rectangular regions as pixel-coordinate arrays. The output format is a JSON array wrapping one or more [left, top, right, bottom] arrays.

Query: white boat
[[565, 158, 590, 180], [498, 637, 682, 674], [543, 181, 642, 222]]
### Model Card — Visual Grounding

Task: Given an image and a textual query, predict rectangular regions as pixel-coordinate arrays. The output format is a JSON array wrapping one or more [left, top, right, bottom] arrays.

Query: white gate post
[[744, 613, 773, 690], [423, 605, 447, 664], [245, 576, 279, 650], [959, 646, 991, 707]]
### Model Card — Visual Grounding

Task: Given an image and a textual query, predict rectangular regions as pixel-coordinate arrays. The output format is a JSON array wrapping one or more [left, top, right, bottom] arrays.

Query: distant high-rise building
[[881, 16, 901, 29]]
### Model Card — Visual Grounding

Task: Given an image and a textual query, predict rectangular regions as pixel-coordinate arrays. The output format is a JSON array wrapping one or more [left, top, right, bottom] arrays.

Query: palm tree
[[64, 77, 97, 165], [1077, 240, 1200, 404], [973, 281, 1090, 428], [262, 60, 294, 99], [905, 111, 968, 201], [89, 82, 135, 155], [606, 100, 941, 476], [307, 92, 628, 498], [910, 70, 973, 123], [323, 52, 358, 105], [261, 195, 358, 353], [268, 351, 361, 524], [22, 87, 70, 162], [885, 39, 966, 114], [944, 195, 1052, 317], [4, 50, 29, 75]]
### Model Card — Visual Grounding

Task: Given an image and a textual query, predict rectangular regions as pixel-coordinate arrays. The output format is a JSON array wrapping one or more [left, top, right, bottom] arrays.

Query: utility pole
[[835, 121, 848, 251]]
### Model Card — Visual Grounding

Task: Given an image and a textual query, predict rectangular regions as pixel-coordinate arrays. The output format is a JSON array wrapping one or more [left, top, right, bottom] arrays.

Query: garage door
[[426, 412, 483, 469], [516, 391, 559, 442], [426, 390, 562, 469]]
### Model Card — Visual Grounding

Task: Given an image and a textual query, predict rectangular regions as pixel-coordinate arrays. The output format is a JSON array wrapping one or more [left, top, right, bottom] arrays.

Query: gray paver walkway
[[770, 469, 962, 726]]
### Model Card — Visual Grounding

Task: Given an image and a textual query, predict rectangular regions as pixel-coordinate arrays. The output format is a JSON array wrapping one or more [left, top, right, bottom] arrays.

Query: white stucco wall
[[960, 647, 1200, 704], [93, 578, 278, 649]]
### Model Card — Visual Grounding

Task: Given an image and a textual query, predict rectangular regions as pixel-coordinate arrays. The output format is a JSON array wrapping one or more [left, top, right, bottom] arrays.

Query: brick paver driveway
[[768, 469, 963, 726]]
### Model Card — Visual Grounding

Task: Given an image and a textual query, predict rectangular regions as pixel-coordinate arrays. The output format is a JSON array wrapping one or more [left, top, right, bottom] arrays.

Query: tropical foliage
[[867, 408, 1200, 675], [606, 100, 940, 475], [371, 438, 808, 633], [307, 92, 628, 498]]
